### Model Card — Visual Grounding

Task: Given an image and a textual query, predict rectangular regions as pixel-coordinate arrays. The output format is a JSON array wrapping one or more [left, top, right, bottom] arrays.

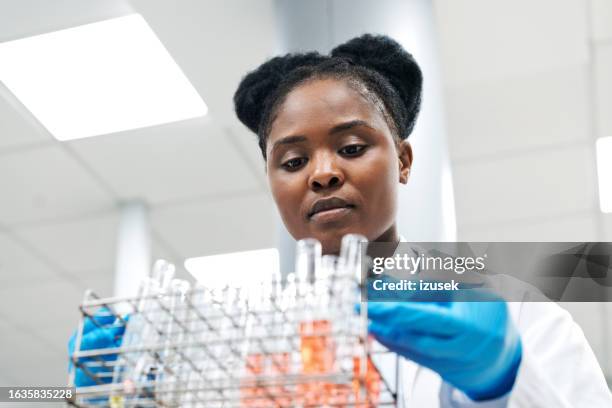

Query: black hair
[[233, 34, 422, 159]]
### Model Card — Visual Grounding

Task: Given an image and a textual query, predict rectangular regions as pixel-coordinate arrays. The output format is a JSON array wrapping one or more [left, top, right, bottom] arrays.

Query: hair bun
[[331, 34, 422, 132], [234, 52, 326, 134]]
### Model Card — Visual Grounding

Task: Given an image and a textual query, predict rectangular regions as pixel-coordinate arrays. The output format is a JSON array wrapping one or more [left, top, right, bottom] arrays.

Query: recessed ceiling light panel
[[185, 248, 280, 288], [0, 14, 208, 141]]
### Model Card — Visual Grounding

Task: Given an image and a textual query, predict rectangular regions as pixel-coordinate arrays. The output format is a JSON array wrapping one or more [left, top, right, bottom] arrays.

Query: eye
[[281, 157, 308, 171], [339, 144, 367, 157]]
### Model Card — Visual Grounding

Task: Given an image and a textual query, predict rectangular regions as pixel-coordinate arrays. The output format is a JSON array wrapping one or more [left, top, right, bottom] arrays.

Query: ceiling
[[0, 0, 279, 386]]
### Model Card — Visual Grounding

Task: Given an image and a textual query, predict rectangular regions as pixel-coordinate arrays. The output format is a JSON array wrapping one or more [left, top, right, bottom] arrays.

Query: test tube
[[151, 263, 177, 404], [339, 235, 381, 406], [339, 234, 368, 280], [281, 273, 301, 406], [296, 238, 321, 285], [295, 238, 337, 406], [269, 268, 291, 407], [241, 276, 270, 408], [184, 283, 207, 406], [170, 279, 192, 405], [111, 260, 175, 405]]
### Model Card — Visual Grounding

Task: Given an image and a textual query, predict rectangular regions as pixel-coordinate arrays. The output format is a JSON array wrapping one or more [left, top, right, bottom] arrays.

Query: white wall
[[433, 0, 612, 381]]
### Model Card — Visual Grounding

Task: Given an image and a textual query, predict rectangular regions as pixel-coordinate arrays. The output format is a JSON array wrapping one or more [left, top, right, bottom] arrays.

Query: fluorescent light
[[185, 248, 280, 288], [596, 137, 612, 213], [0, 14, 207, 141]]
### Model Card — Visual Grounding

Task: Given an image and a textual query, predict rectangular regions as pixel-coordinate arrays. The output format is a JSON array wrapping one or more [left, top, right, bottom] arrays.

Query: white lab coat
[[391, 240, 612, 407], [401, 301, 612, 407]]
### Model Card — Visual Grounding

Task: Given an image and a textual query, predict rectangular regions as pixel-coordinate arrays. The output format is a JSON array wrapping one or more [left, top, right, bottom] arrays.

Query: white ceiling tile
[[446, 65, 590, 160], [226, 123, 267, 188], [74, 271, 114, 298], [152, 193, 276, 259], [150, 235, 194, 282], [129, 0, 277, 126], [151, 234, 180, 264], [15, 212, 118, 275], [453, 145, 597, 226], [0, 0, 132, 42], [0, 280, 83, 330], [595, 44, 612, 138], [0, 230, 58, 285], [9, 353, 67, 387], [67, 239, 196, 299], [68, 118, 263, 205], [590, 0, 612, 41], [433, 0, 589, 85], [458, 214, 600, 241], [0, 83, 53, 151], [29, 310, 84, 367], [0, 376, 18, 386], [0, 318, 66, 386], [0, 145, 114, 225]]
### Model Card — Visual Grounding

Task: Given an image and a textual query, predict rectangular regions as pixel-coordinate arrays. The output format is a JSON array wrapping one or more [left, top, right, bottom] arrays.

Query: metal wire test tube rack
[[68, 235, 400, 407]]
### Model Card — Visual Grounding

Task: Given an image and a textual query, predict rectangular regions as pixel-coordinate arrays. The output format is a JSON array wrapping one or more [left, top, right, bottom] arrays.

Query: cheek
[[360, 150, 398, 192], [268, 174, 306, 227], [354, 151, 399, 216]]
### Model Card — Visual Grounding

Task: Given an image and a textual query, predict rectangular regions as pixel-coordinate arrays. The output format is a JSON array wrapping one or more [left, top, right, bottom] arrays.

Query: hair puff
[[233, 52, 326, 134]]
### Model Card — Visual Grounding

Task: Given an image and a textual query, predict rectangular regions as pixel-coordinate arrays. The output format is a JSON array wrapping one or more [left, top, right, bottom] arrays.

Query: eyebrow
[[329, 119, 375, 134], [271, 120, 375, 154]]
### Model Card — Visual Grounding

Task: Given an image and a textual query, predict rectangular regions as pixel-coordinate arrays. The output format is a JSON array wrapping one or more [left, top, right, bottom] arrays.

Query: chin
[[313, 227, 362, 255], [319, 238, 342, 255], [291, 220, 368, 254]]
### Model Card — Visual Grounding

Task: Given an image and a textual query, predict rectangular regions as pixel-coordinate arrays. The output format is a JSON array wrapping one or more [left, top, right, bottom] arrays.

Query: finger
[[367, 302, 458, 336], [389, 331, 460, 359], [82, 307, 119, 334], [80, 324, 126, 351], [369, 322, 451, 366], [70, 327, 125, 374]]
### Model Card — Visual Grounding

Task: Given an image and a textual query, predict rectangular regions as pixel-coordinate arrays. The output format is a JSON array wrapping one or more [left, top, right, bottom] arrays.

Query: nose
[[308, 151, 344, 191]]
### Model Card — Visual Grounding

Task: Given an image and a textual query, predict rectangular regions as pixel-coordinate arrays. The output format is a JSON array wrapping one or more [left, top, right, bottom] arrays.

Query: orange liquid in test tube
[[352, 355, 381, 407], [269, 352, 292, 407], [241, 354, 265, 407], [299, 320, 335, 406], [242, 353, 292, 408], [298, 320, 381, 407]]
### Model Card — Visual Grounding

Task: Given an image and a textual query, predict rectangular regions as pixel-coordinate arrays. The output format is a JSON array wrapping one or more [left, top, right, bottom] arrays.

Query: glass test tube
[[112, 260, 175, 405], [170, 279, 192, 406], [269, 268, 291, 407], [296, 239, 338, 407], [340, 234, 381, 407], [152, 262, 177, 403]]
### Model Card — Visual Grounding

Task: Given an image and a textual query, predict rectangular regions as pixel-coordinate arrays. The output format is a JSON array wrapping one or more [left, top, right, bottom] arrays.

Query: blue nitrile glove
[[68, 308, 127, 387], [360, 299, 522, 401]]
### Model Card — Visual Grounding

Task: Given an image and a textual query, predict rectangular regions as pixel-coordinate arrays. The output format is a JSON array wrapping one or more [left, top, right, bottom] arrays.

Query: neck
[[367, 224, 400, 260], [374, 223, 399, 244]]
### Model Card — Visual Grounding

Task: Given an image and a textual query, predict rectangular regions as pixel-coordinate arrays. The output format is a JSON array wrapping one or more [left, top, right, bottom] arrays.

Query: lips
[[308, 197, 355, 219]]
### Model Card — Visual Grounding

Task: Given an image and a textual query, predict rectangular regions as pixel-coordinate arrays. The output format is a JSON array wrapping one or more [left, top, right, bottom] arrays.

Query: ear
[[397, 140, 412, 184]]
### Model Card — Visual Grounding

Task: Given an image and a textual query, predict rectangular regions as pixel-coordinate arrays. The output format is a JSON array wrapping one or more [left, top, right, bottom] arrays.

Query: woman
[[70, 34, 611, 406], [232, 34, 612, 406]]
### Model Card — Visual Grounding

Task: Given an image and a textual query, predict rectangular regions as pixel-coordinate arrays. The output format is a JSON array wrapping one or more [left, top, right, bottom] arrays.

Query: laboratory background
[[0, 0, 611, 394]]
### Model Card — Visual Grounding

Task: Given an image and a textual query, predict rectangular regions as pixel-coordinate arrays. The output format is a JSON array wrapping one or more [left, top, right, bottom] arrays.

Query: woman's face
[[265, 78, 412, 254]]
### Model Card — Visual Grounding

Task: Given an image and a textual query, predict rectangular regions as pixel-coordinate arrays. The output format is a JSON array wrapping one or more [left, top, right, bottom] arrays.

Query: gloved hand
[[68, 308, 127, 387], [361, 299, 522, 401]]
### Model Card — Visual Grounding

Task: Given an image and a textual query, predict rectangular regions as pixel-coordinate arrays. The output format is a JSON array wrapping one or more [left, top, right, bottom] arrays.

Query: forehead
[[269, 78, 389, 139]]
